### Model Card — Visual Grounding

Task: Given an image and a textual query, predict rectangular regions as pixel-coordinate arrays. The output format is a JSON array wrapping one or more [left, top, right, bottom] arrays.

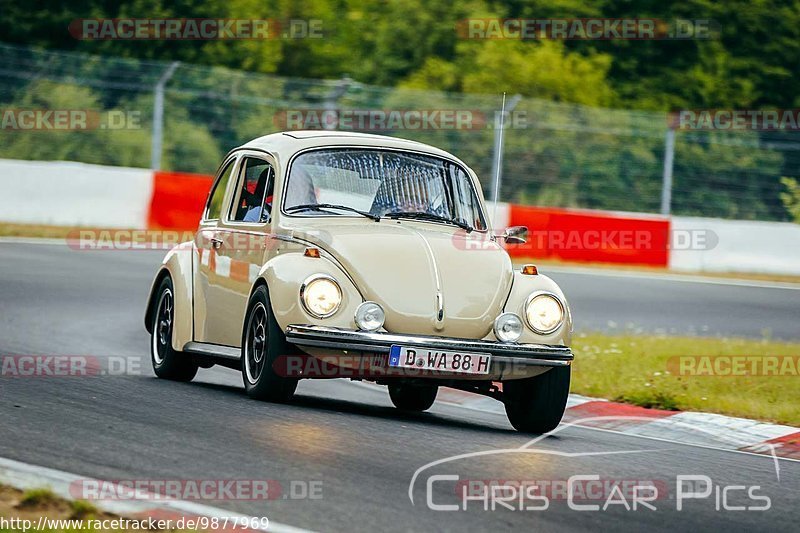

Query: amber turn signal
[[521, 264, 538, 275], [304, 247, 321, 258]]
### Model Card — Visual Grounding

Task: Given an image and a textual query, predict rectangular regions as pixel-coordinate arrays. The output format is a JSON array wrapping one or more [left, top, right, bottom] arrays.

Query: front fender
[[259, 252, 364, 332], [503, 271, 572, 347], [144, 242, 194, 351]]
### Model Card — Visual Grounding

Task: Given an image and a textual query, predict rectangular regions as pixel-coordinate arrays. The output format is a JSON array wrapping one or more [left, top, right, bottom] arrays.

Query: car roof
[[235, 131, 469, 168]]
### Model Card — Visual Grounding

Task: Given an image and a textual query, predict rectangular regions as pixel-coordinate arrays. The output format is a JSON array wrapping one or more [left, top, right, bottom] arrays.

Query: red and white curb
[[563, 398, 800, 458], [363, 383, 800, 461], [0, 457, 313, 533]]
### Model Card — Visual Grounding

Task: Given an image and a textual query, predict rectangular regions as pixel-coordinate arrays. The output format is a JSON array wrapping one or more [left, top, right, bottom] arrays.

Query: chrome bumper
[[284, 324, 573, 368]]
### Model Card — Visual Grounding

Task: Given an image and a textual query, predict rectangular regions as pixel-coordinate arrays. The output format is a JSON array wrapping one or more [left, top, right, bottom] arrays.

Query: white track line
[[0, 237, 69, 245]]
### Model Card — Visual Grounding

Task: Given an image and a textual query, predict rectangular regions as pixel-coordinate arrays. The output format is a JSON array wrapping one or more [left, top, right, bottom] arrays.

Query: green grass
[[68, 500, 98, 519], [0, 223, 81, 240], [572, 333, 800, 426], [1, 485, 192, 532], [17, 488, 58, 508]]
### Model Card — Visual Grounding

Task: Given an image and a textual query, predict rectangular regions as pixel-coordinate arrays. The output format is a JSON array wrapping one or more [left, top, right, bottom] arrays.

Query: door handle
[[210, 237, 223, 249]]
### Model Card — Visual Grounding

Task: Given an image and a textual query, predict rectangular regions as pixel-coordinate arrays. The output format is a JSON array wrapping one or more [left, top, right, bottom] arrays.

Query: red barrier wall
[[505, 205, 670, 267], [146, 172, 669, 266], [147, 171, 213, 230]]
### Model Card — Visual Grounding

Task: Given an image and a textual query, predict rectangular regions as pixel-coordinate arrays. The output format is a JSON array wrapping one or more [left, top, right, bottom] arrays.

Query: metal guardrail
[[0, 42, 797, 222]]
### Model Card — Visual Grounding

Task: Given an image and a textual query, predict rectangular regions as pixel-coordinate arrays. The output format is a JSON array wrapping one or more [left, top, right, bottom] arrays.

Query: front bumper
[[285, 324, 573, 369]]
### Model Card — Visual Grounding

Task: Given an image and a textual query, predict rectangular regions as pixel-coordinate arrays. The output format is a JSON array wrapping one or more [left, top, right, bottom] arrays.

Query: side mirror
[[502, 225, 528, 244]]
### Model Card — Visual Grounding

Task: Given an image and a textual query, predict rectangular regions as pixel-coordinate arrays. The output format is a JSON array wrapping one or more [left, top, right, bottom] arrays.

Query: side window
[[230, 157, 275, 223], [205, 159, 236, 221], [450, 166, 487, 231]]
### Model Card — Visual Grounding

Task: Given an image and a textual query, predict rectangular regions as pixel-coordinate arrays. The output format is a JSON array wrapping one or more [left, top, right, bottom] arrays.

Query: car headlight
[[354, 301, 385, 331], [300, 274, 342, 318], [524, 292, 565, 334], [494, 313, 523, 343]]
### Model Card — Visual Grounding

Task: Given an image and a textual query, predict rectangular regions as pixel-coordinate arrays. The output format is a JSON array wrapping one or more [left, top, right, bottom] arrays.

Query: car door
[[194, 155, 240, 346], [215, 153, 279, 346]]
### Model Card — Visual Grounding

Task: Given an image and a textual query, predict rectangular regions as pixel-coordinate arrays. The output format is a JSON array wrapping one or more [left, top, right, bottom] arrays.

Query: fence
[[1, 42, 797, 222]]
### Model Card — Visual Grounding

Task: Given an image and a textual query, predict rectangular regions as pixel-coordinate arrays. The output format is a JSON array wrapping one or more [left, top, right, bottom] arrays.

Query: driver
[[243, 169, 272, 222]]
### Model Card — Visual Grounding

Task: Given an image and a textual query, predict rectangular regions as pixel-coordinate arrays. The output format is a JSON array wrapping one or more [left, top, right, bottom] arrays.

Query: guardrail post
[[150, 61, 180, 170], [660, 126, 676, 215]]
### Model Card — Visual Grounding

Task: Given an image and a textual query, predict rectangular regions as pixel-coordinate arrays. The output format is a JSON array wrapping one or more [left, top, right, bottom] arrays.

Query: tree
[[780, 177, 800, 223]]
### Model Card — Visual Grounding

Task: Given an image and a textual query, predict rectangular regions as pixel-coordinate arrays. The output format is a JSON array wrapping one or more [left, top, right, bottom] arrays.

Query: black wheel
[[242, 285, 297, 402], [503, 366, 571, 433], [150, 276, 198, 382], [388, 382, 438, 412]]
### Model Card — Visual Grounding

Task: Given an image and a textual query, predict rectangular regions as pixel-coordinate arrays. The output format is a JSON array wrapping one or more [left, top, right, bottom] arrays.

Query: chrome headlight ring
[[300, 273, 342, 318], [523, 291, 566, 335]]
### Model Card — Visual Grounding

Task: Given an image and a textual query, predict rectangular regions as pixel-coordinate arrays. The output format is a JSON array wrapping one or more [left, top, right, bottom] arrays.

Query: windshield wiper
[[285, 203, 380, 221], [384, 211, 473, 232]]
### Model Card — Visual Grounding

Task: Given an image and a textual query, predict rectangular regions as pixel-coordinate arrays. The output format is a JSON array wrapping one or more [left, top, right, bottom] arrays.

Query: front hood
[[297, 221, 513, 338]]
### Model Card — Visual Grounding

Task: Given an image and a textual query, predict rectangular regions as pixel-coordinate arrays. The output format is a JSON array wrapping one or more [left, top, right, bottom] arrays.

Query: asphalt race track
[[1, 241, 799, 532]]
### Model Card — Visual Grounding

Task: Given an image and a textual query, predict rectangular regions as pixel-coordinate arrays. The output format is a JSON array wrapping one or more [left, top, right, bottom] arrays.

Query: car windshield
[[283, 148, 487, 231]]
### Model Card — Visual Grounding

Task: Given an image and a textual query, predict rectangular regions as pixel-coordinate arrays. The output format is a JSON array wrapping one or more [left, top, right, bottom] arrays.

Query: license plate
[[388, 345, 491, 375]]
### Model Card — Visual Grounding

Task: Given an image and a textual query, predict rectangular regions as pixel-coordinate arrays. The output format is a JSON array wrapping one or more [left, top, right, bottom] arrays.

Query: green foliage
[[68, 500, 98, 519], [162, 106, 222, 173], [0, 80, 220, 172], [404, 40, 616, 107], [672, 135, 786, 220], [2, 0, 798, 111], [780, 177, 800, 223], [0, 81, 147, 166], [0, 0, 798, 218], [17, 488, 58, 508]]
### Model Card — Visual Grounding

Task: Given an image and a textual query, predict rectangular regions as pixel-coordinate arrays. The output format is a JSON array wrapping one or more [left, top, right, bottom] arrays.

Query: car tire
[[503, 366, 571, 433], [241, 285, 298, 402], [150, 276, 198, 382], [388, 382, 438, 412]]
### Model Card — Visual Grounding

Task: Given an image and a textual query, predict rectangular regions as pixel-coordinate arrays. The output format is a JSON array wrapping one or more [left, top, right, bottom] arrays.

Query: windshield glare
[[284, 149, 487, 230]]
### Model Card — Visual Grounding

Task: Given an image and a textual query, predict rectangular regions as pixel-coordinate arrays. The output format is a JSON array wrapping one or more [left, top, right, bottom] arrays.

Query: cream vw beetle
[[145, 131, 573, 433]]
